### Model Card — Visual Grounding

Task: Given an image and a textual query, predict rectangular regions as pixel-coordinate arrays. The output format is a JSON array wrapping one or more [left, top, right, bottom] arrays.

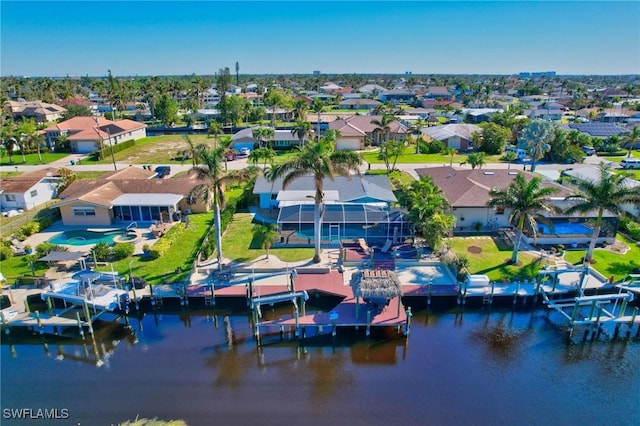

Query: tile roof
[[44, 116, 146, 141], [58, 175, 208, 207], [0, 168, 60, 193], [100, 166, 156, 180], [422, 124, 482, 141], [328, 115, 408, 135], [415, 166, 571, 207]]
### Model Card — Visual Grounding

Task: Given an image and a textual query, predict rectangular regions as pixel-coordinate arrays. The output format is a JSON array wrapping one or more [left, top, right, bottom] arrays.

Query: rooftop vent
[[483, 172, 495, 175]]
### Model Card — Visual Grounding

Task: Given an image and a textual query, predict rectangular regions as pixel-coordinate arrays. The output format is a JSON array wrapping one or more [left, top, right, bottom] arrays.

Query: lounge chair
[[380, 239, 392, 253], [358, 238, 370, 254]]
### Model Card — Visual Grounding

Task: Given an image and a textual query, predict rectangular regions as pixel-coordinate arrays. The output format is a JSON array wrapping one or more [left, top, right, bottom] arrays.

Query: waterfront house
[[338, 98, 382, 111], [56, 167, 210, 226], [231, 127, 309, 151], [43, 116, 147, 153], [253, 174, 407, 244], [0, 167, 60, 212], [415, 167, 617, 246]]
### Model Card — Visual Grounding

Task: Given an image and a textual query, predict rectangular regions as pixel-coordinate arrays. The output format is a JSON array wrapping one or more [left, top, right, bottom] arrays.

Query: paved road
[[1, 151, 614, 179]]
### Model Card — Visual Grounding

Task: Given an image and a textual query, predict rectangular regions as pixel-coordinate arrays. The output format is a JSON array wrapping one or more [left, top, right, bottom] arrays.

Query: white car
[[239, 148, 251, 156]]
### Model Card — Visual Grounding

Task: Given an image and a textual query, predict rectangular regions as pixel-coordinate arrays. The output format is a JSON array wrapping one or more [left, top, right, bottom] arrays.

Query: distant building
[[5, 100, 66, 123], [313, 70, 321, 76]]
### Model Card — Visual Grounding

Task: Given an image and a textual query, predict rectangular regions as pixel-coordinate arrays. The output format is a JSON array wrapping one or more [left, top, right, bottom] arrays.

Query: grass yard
[[222, 213, 314, 263], [0, 254, 50, 285], [97, 213, 214, 284], [448, 236, 542, 281], [563, 235, 640, 281], [361, 147, 502, 165], [0, 152, 69, 166], [365, 169, 415, 188], [87, 135, 217, 165]]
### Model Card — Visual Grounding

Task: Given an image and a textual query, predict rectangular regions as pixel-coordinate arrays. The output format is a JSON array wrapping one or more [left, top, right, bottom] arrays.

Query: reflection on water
[[2, 307, 640, 426]]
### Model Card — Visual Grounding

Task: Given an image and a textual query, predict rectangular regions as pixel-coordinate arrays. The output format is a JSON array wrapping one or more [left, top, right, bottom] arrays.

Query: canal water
[[2, 305, 639, 426]]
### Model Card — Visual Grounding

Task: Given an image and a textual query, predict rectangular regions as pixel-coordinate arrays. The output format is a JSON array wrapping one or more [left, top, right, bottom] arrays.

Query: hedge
[[149, 222, 186, 259], [90, 139, 136, 160]]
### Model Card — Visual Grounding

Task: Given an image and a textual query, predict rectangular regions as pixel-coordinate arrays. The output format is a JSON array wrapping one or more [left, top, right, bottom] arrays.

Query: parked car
[[154, 165, 171, 178], [226, 151, 236, 161], [581, 146, 596, 156], [239, 147, 250, 157]]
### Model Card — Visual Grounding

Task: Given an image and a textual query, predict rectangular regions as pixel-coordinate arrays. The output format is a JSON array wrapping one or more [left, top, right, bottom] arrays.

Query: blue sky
[[1, 1, 639, 77]]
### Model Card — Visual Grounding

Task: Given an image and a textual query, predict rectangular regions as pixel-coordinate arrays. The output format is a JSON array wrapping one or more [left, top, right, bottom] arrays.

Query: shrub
[[148, 222, 186, 259], [112, 243, 135, 260], [20, 221, 41, 237], [0, 245, 13, 261], [35, 243, 68, 257], [427, 140, 446, 154], [90, 139, 136, 160], [91, 242, 112, 262]]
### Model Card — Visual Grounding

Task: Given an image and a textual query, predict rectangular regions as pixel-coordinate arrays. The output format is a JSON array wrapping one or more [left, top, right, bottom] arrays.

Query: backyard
[[563, 234, 640, 281], [448, 236, 541, 282]]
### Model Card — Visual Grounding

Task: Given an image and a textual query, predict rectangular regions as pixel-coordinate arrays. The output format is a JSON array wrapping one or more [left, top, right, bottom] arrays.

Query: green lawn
[[0, 152, 69, 166], [361, 147, 502, 165], [448, 236, 542, 281], [610, 169, 640, 181], [222, 213, 314, 263], [365, 169, 415, 188], [563, 235, 640, 281], [0, 254, 50, 285]]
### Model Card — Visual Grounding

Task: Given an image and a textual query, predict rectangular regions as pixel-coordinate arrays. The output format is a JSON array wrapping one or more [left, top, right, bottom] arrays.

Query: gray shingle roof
[[253, 174, 396, 203]]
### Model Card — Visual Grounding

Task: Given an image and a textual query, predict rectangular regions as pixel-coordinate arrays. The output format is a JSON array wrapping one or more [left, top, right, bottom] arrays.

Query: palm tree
[[370, 114, 394, 146], [249, 147, 276, 169], [182, 135, 204, 166], [253, 224, 280, 259], [564, 165, 640, 262], [252, 126, 274, 148], [272, 133, 362, 263], [292, 99, 309, 121], [445, 148, 458, 166], [518, 120, 554, 172], [503, 150, 518, 169], [461, 152, 486, 169], [488, 174, 559, 264], [622, 126, 640, 158], [310, 98, 324, 140], [188, 145, 249, 270], [291, 119, 312, 146]]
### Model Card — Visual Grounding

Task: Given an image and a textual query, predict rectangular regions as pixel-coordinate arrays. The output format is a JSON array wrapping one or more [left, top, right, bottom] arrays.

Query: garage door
[[336, 139, 360, 151], [74, 141, 98, 154]]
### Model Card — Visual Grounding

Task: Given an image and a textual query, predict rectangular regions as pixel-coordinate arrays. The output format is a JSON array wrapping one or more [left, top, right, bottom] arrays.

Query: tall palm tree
[[188, 145, 249, 270], [518, 120, 554, 172], [564, 165, 640, 261], [252, 126, 274, 148], [291, 119, 312, 146], [310, 98, 324, 140], [292, 99, 309, 121], [272, 133, 362, 263], [370, 114, 394, 146], [622, 126, 640, 158], [488, 174, 559, 264], [445, 148, 458, 166]]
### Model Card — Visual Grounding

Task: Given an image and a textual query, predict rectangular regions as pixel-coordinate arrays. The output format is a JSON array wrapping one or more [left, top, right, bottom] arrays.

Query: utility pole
[[107, 127, 118, 171]]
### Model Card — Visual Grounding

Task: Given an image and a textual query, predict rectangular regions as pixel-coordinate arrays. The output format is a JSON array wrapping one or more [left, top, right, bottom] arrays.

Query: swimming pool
[[48, 230, 130, 246], [539, 222, 592, 235]]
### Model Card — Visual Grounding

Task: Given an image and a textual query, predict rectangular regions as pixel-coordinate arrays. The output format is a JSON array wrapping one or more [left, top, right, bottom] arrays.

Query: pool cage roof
[[277, 204, 406, 226]]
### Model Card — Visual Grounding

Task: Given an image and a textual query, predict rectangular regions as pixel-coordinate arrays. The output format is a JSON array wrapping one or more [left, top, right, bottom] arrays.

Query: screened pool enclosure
[[277, 204, 409, 244]]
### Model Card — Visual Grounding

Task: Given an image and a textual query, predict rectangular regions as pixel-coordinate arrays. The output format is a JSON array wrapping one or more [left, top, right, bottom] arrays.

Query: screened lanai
[[277, 203, 408, 244], [112, 193, 182, 223]]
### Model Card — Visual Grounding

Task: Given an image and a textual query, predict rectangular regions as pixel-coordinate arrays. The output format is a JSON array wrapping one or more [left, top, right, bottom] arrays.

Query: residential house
[[253, 174, 407, 244], [463, 108, 503, 123], [338, 98, 382, 111], [5, 100, 66, 123], [328, 115, 409, 150], [566, 123, 630, 138], [415, 167, 618, 246], [230, 127, 310, 151], [421, 123, 482, 151], [319, 82, 343, 94], [357, 84, 387, 95], [0, 167, 61, 212], [56, 167, 210, 226], [378, 89, 415, 103], [425, 86, 452, 100], [561, 166, 640, 219], [59, 97, 99, 114], [43, 117, 147, 153]]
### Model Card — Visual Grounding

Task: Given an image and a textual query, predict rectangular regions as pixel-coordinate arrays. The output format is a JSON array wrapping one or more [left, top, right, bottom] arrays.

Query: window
[[72, 206, 96, 216], [5, 194, 16, 202], [495, 206, 505, 215], [30, 190, 38, 197], [270, 194, 278, 200]]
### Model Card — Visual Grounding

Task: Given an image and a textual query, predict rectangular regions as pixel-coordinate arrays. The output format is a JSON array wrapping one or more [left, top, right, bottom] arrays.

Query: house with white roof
[[253, 174, 407, 244], [231, 127, 310, 151], [421, 123, 482, 151]]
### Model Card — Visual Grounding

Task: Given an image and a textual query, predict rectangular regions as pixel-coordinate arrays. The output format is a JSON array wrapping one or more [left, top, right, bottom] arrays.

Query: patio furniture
[[358, 238, 370, 255]]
